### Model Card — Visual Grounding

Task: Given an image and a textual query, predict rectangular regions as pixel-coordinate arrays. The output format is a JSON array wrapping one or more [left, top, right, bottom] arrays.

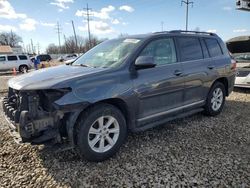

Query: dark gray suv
[[3, 31, 236, 161]]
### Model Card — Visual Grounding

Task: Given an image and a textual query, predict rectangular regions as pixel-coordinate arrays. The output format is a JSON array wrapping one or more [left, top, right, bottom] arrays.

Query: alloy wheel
[[211, 88, 223, 111], [88, 116, 120, 153]]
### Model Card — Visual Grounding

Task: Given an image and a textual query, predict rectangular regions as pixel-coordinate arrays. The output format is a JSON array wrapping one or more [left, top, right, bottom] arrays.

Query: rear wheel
[[19, 65, 28, 73], [75, 104, 127, 162], [204, 82, 226, 116]]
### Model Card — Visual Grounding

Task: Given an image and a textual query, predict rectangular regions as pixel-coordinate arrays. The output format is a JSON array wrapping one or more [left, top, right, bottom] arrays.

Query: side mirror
[[135, 56, 156, 70]]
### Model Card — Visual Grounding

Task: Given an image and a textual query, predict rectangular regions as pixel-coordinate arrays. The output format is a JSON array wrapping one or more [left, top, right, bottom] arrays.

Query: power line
[[55, 22, 62, 53], [181, 0, 194, 31], [83, 3, 93, 49]]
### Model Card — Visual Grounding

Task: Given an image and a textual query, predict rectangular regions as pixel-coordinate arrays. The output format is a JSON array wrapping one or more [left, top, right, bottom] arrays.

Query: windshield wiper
[[79, 64, 90, 67], [73, 64, 91, 67]]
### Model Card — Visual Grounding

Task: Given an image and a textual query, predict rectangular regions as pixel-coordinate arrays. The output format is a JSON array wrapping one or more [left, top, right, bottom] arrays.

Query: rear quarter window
[[18, 55, 28, 60], [0, 56, 6, 61], [177, 37, 203, 61], [205, 38, 223, 57], [7, 56, 18, 61]]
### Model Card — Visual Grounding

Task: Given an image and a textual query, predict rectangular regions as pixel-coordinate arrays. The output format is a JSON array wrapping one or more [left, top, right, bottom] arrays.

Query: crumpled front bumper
[[2, 97, 24, 143], [2, 94, 60, 144]]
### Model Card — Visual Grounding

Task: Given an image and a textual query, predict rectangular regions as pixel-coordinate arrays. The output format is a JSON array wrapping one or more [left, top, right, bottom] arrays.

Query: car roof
[[0, 54, 28, 56], [124, 30, 220, 40]]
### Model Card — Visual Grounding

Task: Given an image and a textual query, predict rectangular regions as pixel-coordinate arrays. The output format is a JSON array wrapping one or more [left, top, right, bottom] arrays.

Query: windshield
[[73, 38, 141, 68]]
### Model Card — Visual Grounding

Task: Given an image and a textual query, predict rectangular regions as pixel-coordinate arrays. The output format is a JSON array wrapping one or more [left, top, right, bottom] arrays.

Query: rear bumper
[[228, 74, 236, 95]]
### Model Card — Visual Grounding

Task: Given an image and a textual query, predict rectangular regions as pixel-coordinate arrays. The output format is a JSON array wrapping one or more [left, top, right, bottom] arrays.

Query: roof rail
[[169, 30, 218, 36]]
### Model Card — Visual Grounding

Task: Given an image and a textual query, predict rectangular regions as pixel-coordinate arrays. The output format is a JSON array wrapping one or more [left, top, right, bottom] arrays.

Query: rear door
[[133, 37, 185, 124], [203, 38, 230, 92], [176, 37, 209, 106], [7, 55, 18, 70]]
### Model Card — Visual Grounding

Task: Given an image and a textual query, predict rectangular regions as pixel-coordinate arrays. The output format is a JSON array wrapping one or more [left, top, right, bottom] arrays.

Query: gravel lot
[[0, 89, 249, 187], [0, 76, 11, 93]]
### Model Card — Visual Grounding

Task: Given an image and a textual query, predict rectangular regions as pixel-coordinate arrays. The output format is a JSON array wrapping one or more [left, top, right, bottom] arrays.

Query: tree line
[[0, 32, 22, 47], [0, 31, 104, 55], [46, 35, 104, 54]]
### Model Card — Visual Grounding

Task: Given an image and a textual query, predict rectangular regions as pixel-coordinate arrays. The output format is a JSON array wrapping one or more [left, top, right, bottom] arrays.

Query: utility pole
[[37, 42, 40, 55], [27, 44, 31, 54], [83, 3, 92, 49], [10, 30, 14, 47], [64, 34, 67, 53], [71, 20, 78, 53], [30, 39, 34, 54], [181, 0, 194, 31], [55, 22, 62, 54]]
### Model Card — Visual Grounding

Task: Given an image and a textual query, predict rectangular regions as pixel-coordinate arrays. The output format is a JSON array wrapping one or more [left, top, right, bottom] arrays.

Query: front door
[[132, 37, 185, 125]]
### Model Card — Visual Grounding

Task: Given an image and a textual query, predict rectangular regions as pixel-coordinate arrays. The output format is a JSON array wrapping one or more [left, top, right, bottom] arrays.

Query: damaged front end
[[2, 87, 71, 144]]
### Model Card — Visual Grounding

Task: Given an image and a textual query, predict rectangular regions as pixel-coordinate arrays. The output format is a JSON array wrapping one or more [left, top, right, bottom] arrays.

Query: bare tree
[[46, 35, 103, 54], [46, 43, 58, 54], [0, 32, 22, 47]]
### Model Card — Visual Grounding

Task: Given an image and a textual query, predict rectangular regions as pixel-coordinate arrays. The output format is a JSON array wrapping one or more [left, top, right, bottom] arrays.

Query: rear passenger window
[[177, 37, 203, 61], [200, 39, 209, 58], [140, 38, 177, 66], [18, 55, 28, 60], [205, 38, 223, 57], [0, 56, 6, 61], [7, 56, 18, 61]]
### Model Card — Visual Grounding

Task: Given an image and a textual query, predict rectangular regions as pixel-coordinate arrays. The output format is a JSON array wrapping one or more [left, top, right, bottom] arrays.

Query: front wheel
[[75, 104, 127, 162], [204, 82, 226, 116]]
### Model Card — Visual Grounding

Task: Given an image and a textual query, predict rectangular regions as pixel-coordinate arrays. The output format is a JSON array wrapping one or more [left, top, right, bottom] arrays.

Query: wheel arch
[[212, 77, 229, 96], [69, 98, 132, 146]]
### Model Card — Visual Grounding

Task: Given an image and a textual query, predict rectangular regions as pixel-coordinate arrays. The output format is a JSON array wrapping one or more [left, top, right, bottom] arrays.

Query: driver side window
[[140, 38, 177, 66]]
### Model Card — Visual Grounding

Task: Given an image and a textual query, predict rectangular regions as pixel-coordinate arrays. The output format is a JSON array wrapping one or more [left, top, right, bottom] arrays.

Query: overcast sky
[[0, 0, 250, 53]]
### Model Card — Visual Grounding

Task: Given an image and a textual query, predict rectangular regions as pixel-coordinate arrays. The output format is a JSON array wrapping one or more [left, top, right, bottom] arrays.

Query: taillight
[[231, 59, 237, 70]]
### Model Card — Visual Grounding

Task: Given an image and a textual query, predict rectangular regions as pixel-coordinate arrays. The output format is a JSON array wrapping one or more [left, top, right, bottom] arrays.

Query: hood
[[8, 65, 105, 90]]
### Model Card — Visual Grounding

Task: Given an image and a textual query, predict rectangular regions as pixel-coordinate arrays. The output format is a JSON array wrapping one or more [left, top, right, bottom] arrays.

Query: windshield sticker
[[123, 39, 140, 44]]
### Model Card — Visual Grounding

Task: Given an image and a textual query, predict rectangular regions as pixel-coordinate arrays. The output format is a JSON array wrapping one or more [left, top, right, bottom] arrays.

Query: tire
[[204, 82, 226, 116], [19, 65, 28, 73], [75, 103, 127, 162]]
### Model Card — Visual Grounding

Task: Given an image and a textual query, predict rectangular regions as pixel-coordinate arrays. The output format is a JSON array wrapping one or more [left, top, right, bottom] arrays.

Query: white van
[[0, 54, 33, 73]]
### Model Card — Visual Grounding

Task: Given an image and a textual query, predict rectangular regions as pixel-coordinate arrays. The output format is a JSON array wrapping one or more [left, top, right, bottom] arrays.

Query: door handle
[[174, 70, 183, 76], [208, 65, 215, 70]]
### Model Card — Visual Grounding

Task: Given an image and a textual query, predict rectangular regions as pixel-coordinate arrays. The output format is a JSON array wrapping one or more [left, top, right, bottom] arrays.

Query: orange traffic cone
[[12, 68, 17, 76]]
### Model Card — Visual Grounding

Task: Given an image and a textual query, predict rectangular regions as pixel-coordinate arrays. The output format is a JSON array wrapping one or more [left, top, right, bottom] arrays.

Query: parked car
[[3, 30, 236, 161], [234, 53, 250, 88], [58, 54, 78, 62], [31, 54, 52, 62], [0, 54, 32, 73], [234, 53, 250, 62], [64, 55, 80, 65]]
